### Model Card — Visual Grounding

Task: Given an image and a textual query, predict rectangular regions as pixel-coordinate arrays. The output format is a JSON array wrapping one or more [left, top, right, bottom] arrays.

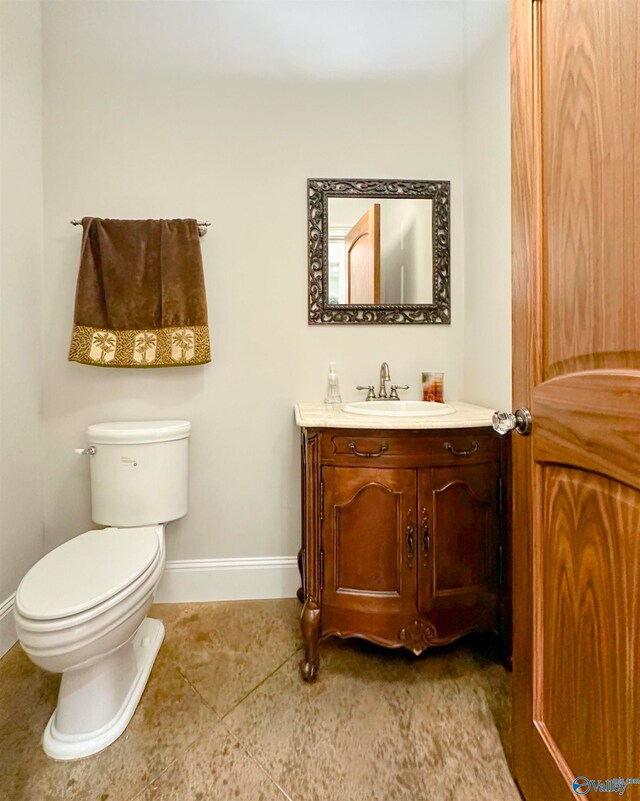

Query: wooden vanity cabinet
[[298, 427, 510, 681]]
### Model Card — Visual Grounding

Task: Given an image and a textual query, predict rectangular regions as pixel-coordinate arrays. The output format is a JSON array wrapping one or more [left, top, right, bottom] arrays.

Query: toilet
[[14, 420, 190, 761]]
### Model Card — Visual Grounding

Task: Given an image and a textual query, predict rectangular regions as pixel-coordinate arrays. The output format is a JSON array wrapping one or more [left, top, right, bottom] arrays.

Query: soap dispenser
[[324, 361, 342, 405]]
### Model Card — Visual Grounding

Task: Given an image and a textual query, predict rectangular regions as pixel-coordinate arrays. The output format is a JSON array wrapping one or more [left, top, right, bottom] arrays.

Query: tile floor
[[0, 599, 521, 801]]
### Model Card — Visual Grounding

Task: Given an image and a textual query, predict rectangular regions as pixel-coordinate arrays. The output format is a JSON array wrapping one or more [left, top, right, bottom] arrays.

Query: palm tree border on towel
[[68, 324, 211, 367]]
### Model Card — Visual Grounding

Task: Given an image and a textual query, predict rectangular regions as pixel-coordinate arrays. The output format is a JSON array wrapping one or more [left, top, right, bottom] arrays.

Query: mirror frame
[[308, 178, 450, 324]]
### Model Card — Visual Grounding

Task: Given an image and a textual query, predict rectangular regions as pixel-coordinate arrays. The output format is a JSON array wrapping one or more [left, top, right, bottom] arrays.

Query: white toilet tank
[[86, 420, 191, 527]]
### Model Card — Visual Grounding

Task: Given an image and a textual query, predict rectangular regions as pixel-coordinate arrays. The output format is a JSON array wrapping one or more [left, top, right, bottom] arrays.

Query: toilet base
[[43, 617, 164, 760]]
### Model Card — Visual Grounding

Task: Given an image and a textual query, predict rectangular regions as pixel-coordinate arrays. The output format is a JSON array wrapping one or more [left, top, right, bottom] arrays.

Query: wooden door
[[511, 1, 640, 798], [418, 464, 499, 640], [346, 203, 381, 303], [321, 466, 417, 617]]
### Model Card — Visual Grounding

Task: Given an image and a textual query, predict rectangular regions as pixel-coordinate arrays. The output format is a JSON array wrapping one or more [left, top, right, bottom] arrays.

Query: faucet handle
[[356, 385, 376, 401], [389, 384, 409, 400]]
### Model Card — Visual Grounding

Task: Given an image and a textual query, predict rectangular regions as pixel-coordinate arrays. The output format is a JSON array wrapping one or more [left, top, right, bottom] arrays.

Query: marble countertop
[[294, 401, 496, 430]]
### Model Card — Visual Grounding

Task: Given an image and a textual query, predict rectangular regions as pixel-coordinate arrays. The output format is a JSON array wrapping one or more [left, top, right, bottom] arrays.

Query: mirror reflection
[[327, 198, 433, 305]]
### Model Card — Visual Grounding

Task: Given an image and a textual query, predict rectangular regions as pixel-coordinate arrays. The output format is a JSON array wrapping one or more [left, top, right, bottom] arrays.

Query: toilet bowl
[[14, 421, 190, 760]]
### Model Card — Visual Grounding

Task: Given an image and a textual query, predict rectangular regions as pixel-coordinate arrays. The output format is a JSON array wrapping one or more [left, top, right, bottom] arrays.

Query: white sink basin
[[342, 401, 455, 417]]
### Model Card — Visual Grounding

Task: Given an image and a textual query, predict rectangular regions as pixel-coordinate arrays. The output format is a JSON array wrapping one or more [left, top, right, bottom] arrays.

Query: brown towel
[[68, 218, 211, 367]]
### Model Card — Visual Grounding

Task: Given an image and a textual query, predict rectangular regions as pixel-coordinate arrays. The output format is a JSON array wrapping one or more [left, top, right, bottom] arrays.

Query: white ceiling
[[49, 1, 497, 79]]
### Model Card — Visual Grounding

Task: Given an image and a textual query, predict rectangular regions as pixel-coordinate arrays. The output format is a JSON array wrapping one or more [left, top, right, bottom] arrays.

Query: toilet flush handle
[[74, 446, 96, 456]]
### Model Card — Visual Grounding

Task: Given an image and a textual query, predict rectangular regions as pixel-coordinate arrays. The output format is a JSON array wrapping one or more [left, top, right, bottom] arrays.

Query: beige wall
[[0, 2, 44, 610], [463, 0, 512, 411], [41, 1, 470, 563]]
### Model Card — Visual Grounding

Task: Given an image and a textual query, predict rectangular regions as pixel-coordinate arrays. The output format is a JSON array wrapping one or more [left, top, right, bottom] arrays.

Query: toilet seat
[[16, 526, 162, 622]]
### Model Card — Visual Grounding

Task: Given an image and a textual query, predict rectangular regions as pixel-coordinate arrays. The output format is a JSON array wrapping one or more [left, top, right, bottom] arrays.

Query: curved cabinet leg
[[299, 595, 321, 681], [296, 548, 305, 603]]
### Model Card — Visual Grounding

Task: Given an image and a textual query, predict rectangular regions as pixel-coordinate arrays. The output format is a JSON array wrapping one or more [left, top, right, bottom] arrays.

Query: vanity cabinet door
[[418, 463, 499, 640], [321, 466, 418, 618]]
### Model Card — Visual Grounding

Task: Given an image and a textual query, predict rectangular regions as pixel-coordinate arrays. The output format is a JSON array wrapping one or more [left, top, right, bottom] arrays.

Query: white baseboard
[[0, 594, 17, 658], [155, 556, 300, 603], [0, 558, 299, 660]]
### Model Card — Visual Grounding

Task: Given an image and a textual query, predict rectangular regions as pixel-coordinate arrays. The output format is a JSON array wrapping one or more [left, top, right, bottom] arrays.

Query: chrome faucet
[[379, 361, 391, 399], [356, 362, 409, 401]]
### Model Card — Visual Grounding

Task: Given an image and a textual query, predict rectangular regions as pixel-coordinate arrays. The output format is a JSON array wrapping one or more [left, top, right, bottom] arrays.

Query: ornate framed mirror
[[308, 178, 450, 324]]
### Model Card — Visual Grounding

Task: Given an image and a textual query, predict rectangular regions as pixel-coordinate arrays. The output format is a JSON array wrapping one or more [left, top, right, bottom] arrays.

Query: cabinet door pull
[[406, 509, 415, 567], [444, 440, 480, 457], [348, 440, 389, 458], [421, 507, 430, 567]]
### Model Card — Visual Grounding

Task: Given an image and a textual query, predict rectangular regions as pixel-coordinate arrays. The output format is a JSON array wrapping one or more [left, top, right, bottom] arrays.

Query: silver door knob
[[492, 409, 532, 437]]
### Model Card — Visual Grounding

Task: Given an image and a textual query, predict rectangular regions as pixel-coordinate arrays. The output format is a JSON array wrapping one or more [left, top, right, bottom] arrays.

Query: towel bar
[[70, 219, 211, 237]]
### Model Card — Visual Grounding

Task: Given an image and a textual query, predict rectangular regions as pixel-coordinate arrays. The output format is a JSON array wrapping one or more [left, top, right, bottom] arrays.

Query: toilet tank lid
[[87, 420, 191, 445]]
